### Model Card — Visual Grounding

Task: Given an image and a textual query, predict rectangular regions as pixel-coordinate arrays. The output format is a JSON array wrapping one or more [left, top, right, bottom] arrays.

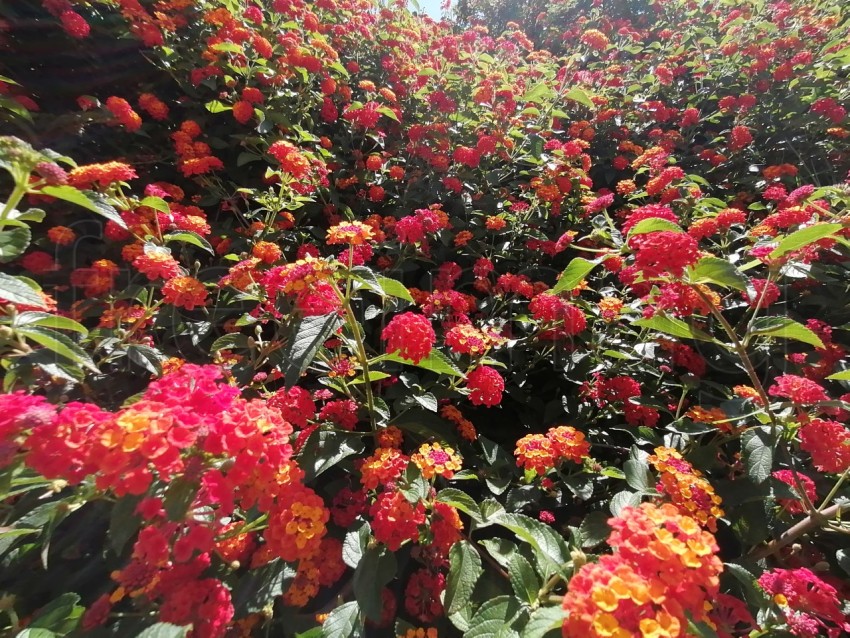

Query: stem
[[0, 180, 28, 230], [817, 464, 850, 513], [749, 502, 850, 560]]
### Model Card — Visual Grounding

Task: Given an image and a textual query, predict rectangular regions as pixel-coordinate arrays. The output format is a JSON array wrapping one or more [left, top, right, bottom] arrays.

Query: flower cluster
[[562, 503, 722, 638], [648, 447, 725, 531]]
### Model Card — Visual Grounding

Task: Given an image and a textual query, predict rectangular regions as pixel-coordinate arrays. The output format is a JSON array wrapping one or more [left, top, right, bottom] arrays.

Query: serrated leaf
[[322, 601, 362, 638], [163, 232, 214, 254], [232, 559, 296, 614], [627, 217, 684, 236], [342, 520, 371, 569], [520, 606, 564, 638], [0, 273, 47, 308], [139, 196, 170, 214], [375, 276, 414, 302], [0, 226, 31, 262], [633, 315, 715, 342], [750, 317, 824, 349], [383, 349, 463, 377], [134, 623, 191, 638], [16, 326, 98, 372], [437, 488, 484, 524], [552, 257, 597, 294], [299, 430, 365, 482], [353, 545, 397, 622], [610, 490, 642, 516], [623, 459, 653, 491], [742, 429, 773, 484], [445, 541, 483, 617], [494, 514, 569, 575], [508, 554, 540, 604], [564, 87, 594, 109], [127, 344, 165, 375], [211, 333, 250, 352], [40, 186, 126, 228], [769, 223, 842, 259], [689, 257, 747, 290], [13, 312, 87, 334], [280, 313, 343, 387], [579, 511, 611, 548], [522, 83, 555, 104]]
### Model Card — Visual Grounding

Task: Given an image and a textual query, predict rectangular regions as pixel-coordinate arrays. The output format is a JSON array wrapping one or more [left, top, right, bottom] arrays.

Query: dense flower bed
[[0, 0, 849, 636]]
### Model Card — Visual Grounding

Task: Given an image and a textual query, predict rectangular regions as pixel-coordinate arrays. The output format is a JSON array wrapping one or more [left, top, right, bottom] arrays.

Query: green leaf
[[627, 217, 684, 236], [742, 429, 773, 484], [769, 223, 842, 259], [397, 462, 430, 504], [16, 326, 98, 372], [564, 87, 595, 109], [445, 541, 483, 617], [375, 276, 414, 302], [520, 606, 564, 638], [578, 511, 611, 548], [552, 257, 597, 294], [750, 317, 824, 349], [16, 630, 57, 638], [127, 344, 165, 375], [827, 370, 850, 381], [28, 593, 82, 633], [163, 477, 197, 521], [134, 623, 191, 638], [522, 83, 556, 104], [13, 312, 87, 334], [299, 429, 365, 482], [437, 488, 484, 524], [163, 232, 214, 254], [40, 186, 126, 228], [383, 349, 463, 378], [377, 106, 399, 123], [508, 554, 540, 604], [139, 196, 170, 214], [633, 315, 715, 342], [211, 333, 250, 352], [836, 549, 850, 576], [0, 226, 31, 262], [205, 100, 232, 113], [232, 559, 296, 614], [279, 313, 343, 387], [8, 207, 46, 225], [624, 459, 653, 491], [688, 257, 747, 291], [321, 601, 362, 638], [109, 495, 142, 555], [466, 596, 525, 638], [610, 490, 642, 515], [353, 546, 397, 622], [342, 520, 371, 569], [0, 273, 47, 308], [494, 514, 569, 576]]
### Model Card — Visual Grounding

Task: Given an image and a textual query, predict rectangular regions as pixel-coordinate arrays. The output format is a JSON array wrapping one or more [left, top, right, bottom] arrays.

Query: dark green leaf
[[495, 514, 569, 576], [321, 601, 362, 638], [742, 429, 773, 484], [353, 545, 397, 622], [0, 273, 47, 308], [16, 326, 98, 372], [342, 520, 371, 569], [437, 488, 484, 524], [299, 429, 365, 482], [445, 541, 483, 617], [280, 314, 343, 387], [508, 554, 540, 604], [520, 606, 564, 638], [14, 312, 87, 334], [232, 559, 296, 614], [163, 478, 197, 521], [109, 495, 142, 555], [28, 593, 82, 633], [0, 226, 31, 262], [578, 511, 611, 548], [134, 623, 191, 638], [624, 459, 653, 491]]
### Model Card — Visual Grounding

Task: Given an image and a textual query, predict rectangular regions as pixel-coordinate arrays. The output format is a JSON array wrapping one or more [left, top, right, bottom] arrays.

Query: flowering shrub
[[0, 0, 850, 637]]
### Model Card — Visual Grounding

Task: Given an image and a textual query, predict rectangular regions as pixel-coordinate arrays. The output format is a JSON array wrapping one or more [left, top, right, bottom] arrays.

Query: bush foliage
[[0, 0, 850, 636]]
